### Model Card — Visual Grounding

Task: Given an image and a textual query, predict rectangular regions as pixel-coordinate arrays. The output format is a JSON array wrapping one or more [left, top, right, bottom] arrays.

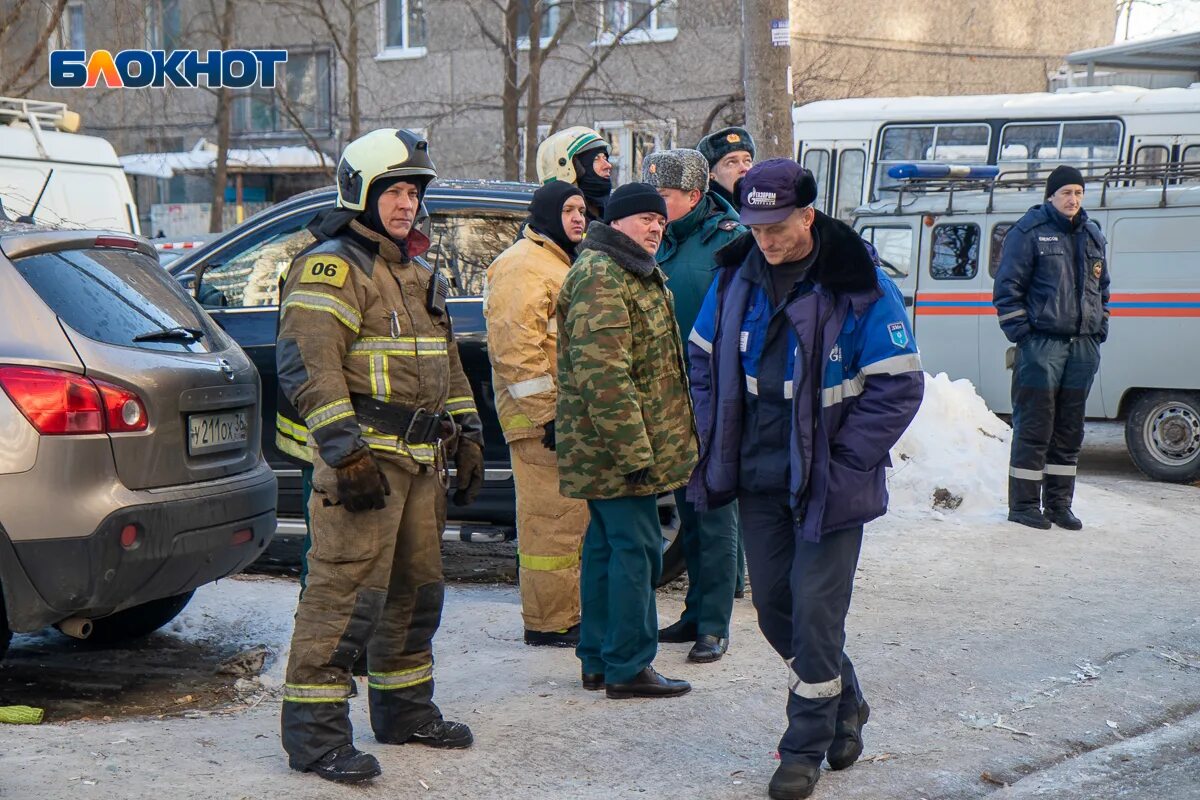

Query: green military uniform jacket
[[556, 221, 698, 499], [656, 193, 744, 354]]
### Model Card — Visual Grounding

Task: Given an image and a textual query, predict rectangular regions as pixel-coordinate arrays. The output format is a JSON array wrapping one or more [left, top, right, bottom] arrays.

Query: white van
[[853, 161, 1200, 483], [0, 97, 139, 234]]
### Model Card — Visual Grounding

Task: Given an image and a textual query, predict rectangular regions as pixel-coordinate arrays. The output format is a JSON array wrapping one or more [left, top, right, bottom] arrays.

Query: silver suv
[[0, 223, 276, 656]]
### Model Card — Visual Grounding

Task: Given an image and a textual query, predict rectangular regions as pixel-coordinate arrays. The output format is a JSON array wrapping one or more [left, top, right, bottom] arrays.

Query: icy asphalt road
[[0, 422, 1197, 800]]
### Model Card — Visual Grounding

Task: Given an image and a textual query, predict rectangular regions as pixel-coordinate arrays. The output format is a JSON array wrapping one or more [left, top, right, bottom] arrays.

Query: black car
[[169, 180, 686, 583]]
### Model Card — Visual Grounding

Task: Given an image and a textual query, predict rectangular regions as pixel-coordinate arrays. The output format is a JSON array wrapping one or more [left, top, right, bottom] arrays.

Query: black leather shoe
[[1045, 507, 1083, 530], [379, 719, 473, 749], [827, 699, 870, 770], [687, 634, 729, 663], [1008, 508, 1051, 529], [768, 762, 820, 800], [582, 672, 604, 691], [524, 624, 580, 647], [605, 666, 691, 699], [657, 619, 697, 643], [734, 587, 746, 599], [289, 744, 381, 784]]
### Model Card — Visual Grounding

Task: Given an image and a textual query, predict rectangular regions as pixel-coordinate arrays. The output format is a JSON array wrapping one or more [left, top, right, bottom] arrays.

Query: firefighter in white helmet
[[277, 128, 484, 784], [536, 125, 613, 221]]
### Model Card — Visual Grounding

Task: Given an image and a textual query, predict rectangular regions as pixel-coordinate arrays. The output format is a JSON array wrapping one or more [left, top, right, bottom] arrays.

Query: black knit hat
[[603, 182, 667, 223], [1045, 165, 1085, 198]]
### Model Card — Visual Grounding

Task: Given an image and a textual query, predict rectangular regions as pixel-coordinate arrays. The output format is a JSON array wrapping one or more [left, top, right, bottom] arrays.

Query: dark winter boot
[[768, 762, 821, 800], [1008, 508, 1052, 530], [400, 719, 474, 749], [289, 744, 381, 784], [524, 624, 580, 647], [826, 700, 870, 770], [1045, 507, 1083, 530]]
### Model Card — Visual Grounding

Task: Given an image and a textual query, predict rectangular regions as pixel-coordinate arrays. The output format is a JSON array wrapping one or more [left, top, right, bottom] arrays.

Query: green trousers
[[577, 495, 661, 684], [674, 489, 738, 638]]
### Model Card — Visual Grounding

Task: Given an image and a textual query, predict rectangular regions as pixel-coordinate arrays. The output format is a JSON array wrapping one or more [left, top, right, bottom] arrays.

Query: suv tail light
[[0, 366, 148, 435]]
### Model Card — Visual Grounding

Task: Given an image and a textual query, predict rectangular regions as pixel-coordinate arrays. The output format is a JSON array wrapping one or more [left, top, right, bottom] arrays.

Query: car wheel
[[657, 493, 687, 586], [84, 591, 196, 646], [1125, 390, 1200, 483]]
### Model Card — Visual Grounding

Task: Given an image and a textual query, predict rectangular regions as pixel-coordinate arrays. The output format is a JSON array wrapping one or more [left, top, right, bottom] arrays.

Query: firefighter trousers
[[281, 455, 447, 768], [1009, 334, 1101, 513], [740, 491, 865, 768], [511, 438, 588, 632]]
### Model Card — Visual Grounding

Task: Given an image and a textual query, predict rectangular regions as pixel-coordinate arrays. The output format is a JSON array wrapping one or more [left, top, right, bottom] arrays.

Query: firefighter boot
[[404, 719, 474, 749], [826, 699, 870, 770], [1007, 476, 1050, 529], [1045, 507, 1083, 530], [290, 745, 381, 784], [768, 762, 821, 800]]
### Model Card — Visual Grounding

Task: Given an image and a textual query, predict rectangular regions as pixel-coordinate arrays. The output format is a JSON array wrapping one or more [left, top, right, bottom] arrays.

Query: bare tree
[[0, 0, 68, 97]]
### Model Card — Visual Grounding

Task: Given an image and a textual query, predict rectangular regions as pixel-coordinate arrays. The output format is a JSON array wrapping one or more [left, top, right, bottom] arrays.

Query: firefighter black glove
[[453, 438, 485, 506], [333, 447, 390, 512], [541, 420, 557, 451], [624, 467, 652, 488]]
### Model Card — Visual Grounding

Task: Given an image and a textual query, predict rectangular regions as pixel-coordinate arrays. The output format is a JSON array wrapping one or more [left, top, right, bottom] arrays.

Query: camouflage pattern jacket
[[556, 221, 698, 499], [276, 220, 482, 471]]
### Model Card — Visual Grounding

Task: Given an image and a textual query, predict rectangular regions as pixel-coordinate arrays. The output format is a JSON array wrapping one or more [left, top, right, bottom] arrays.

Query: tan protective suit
[[484, 228, 588, 632]]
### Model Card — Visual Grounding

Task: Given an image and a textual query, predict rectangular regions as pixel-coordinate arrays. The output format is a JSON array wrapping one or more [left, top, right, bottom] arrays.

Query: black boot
[[605, 666, 691, 699], [582, 672, 604, 691], [379, 719, 473, 749], [686, 634, 728, 663], [657, 619, 697, 643], [1045, 507, 1083, 530], [290, 744, 381, 784], [827, 699, 870, 770], [768, 762, 820, 800], [524, 624, 580, 647], [1008, 508, 1051, 529]]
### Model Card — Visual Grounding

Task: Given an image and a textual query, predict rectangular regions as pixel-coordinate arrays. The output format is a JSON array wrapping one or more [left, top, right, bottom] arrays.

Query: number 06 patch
[[299, 255, 350, 288]]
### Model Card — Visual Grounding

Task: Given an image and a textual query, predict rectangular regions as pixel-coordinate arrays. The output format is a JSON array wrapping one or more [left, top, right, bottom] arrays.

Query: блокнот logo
[[49, 49, 287, 89]]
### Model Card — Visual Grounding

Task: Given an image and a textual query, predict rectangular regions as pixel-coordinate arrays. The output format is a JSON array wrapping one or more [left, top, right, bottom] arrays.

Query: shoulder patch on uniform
[[887, 321, 908, 348], [299, 255, 351, 288], [718, 219, 740, 231]]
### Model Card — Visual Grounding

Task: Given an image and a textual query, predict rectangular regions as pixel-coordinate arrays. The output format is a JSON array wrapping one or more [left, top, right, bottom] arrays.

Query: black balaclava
[[573, 146, 612, 220], [361, 175, 426, 248], [528, 181, 585, 260]]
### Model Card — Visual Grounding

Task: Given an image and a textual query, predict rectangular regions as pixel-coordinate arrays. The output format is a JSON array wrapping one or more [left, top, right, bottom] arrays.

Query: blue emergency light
[[887, 164, 1000, 180]]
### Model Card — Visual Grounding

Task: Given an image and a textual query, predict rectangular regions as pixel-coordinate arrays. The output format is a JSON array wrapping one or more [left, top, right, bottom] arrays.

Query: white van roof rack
[[0, 96, 83, 160]]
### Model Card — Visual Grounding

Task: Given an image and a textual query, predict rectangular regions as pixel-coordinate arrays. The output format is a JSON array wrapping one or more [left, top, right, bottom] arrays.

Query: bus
[[792, 85, 1200, 221]]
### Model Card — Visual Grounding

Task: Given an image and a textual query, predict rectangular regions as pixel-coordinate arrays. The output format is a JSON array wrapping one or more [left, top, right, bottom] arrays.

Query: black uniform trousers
[[739, 490, 864, 767], [1009, 333, 1101, 513]]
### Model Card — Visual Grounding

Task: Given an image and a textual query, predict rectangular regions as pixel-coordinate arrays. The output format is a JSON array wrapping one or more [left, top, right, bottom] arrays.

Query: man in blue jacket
[[688, 159, 923, 800], [993, 166, 1110, 531]]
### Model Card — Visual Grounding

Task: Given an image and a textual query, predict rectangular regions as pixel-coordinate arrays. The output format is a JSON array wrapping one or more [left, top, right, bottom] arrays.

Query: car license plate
[[188, 410, 249, 455]]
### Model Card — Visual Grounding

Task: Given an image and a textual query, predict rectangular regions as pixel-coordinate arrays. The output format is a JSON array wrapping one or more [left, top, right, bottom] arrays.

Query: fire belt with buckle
[[350, 394, 443, 444]]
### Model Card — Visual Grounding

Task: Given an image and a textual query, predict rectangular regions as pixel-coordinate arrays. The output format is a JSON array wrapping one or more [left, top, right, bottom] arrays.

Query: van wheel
[[85, 591, 196, 646], [1125, 391, 1200, 483], [657, 493, 687, 586]]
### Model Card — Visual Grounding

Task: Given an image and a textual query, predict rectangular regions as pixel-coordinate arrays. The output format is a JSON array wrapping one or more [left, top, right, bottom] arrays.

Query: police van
[[853, 161, 1200, 483], [0, 97, 140, 234]]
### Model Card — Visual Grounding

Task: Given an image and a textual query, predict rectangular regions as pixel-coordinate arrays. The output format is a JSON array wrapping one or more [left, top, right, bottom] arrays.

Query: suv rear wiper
[[132, 326, 204, 343]]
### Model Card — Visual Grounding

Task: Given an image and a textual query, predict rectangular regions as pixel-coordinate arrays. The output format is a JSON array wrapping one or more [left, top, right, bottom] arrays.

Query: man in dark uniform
[[994, 165, 1110, 530]]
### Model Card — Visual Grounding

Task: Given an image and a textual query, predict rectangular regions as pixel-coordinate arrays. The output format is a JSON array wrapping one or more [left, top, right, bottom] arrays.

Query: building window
[[518, 0, 560, 49], [930, 223, 980, 280], [232, 51, 332, 136], [598, 0, 678, 44], [378, 0, 427, 59], [64, 2, 85, 49], [146, 0, 181, 51], [596, 120, 675, 185]]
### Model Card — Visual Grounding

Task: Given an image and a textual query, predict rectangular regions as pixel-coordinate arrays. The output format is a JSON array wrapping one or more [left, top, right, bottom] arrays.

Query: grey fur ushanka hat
[[641, 148, 710, 194]]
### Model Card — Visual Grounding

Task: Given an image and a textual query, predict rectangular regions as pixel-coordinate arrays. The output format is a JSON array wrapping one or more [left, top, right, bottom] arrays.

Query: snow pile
[[886, 372, 1011, 519]]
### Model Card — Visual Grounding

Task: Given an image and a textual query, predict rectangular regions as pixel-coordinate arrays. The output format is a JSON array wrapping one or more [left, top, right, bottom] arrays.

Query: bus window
[[1000, 120, 1121, 176], [876, 123, 989, 193], [1135, 145, 1169, 166], [930, 223, 979, 280], [988, 222, 1013, 278], [834, 149, 865, 221], [859, 225, 912, 277], [1183, 145, 1200, 163], [803, 149, 830, 212]]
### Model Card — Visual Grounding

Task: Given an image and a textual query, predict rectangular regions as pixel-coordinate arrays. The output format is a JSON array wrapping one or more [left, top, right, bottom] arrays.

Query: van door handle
[[903, 295, 914, 308]]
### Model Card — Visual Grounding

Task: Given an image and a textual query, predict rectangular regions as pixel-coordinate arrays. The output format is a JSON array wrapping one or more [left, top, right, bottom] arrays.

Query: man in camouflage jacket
[[556, 182, 698, 699]]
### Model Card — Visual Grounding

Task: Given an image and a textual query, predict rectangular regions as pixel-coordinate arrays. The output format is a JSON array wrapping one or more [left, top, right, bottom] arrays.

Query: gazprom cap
[[737, 158, 819, 226]]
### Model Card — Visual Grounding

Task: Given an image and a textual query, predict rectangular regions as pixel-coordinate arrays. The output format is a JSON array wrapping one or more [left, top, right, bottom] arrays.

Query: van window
[[999, 120, 1121, 174], [989, 223, 1013, 278], [877, 123, 989, 192], [930, 223, 980, 280], [14, 247, 223, 353], [858, 225, 912, 277], [1183, 145, 1200, 163], [196, 212, 317, 308], [802, 149, 830, 212], [1134, 145, 1169, 167], [834, 149, 866, 221], [425, 210, 525, 297]]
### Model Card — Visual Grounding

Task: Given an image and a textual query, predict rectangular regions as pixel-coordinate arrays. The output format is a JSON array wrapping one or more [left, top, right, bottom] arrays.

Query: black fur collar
[[715, 210, 878, 295]]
